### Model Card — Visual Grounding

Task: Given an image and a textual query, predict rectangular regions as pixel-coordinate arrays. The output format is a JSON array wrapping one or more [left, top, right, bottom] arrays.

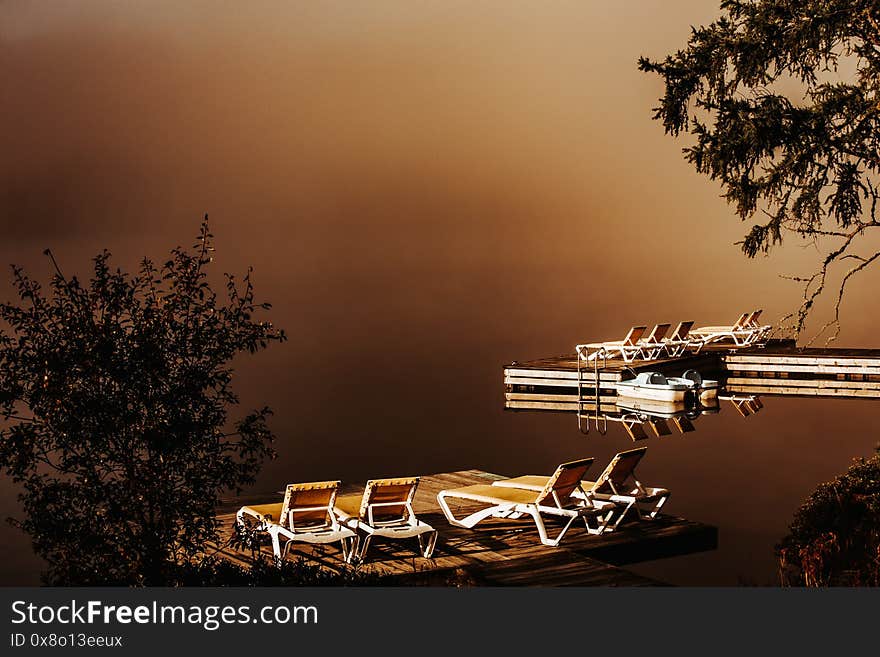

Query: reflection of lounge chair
[[647, 418, 673, 437], [493, 447, 670, 529], [577, 326, 647, 363], [638, 323, 671, 360], [437, 458, 617, 546], [671, 416, 695, 433], [237, 481, 357, 563], [663, 321, 696, 356], [333, 477, 437, 561], [690, 312, 757, 347], [730, 399, 749, 416], [622, 418, 650, 441], [727, 395, 763, 417]]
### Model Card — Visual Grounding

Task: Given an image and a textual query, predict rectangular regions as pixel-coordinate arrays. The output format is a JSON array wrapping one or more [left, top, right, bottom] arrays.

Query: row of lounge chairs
[[576, 310, 771, 363], [237, 477, 438, 563], [438, 447, 667, 546], [237, 447, 668, 562]]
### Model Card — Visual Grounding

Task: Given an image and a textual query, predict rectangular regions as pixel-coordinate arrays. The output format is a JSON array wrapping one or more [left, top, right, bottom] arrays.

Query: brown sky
[[1, 2, 879, 585]]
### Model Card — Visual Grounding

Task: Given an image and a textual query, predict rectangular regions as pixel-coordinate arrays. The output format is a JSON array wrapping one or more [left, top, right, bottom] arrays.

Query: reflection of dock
[[505, 339, 880, 408], [211, 471, 717, 586]]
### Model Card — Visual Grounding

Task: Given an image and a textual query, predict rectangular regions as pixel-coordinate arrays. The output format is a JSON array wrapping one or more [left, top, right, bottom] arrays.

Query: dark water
[[2, 2, 879, 585]]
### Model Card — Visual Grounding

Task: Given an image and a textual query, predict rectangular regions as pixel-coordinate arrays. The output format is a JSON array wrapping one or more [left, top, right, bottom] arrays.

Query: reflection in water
[[575, 393, 759, 438]]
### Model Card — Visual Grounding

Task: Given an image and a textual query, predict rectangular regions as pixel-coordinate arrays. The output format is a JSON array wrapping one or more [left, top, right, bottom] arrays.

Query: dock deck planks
[[210, 470, 717, 587]]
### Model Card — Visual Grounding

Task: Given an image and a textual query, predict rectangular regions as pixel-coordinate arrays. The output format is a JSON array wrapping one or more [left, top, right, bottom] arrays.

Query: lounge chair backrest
[[622, 326, 647, 345], [670, 321, 694, 340], [589, 448, 647, 495], [358, 477, 420, 524], [746, 309, 763, 326], [644, 323, 670, 343], [732, 313, 749, 329], [535, 458, 594, 506], [281, 480, 340, 530]]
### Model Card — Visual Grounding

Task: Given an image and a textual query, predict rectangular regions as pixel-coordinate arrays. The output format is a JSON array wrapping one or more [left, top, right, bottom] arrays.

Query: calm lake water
[[2, 345, 877, 585], [3, 2, 879, 585]]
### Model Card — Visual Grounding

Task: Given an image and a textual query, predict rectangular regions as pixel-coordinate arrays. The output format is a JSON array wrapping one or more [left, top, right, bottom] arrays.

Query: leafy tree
[[0, 219, 286, 585], [777, 452, 880, 586], [639, 1, 880, 340]]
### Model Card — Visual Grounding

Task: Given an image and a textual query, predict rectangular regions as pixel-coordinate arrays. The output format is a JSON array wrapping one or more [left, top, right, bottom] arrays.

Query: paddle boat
[[614, 370, 718, 403]]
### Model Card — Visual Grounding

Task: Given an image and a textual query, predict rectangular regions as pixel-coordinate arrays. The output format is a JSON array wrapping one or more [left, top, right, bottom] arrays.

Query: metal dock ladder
[[576, 347, 607, 435]]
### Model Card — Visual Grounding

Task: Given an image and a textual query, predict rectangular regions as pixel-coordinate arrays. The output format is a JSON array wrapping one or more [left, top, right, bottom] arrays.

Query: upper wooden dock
[[211, 470, 717, 586], [505, 340, 880, 410]]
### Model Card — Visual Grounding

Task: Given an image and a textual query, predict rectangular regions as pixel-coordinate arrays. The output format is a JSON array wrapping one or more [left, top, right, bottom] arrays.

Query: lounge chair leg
[[585, 508, 617, 535], [270, 531, 283, 562], [341, 536, 357, 564], [527, 508, 579, 547], [612, 500, 637, 529], [357, 535, 372, 562], [642, 495, 669, 520], [418, 530, 438, 558]]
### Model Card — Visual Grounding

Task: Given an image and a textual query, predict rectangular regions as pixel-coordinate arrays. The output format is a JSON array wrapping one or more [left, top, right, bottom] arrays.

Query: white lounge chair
[[638, 323, 671, 360], [436, 458, 617, 546], [690, 312, 757, 347], [333, 477, 437, 561], [237, 480, 358, 563], [492, 447, 669, 529], [577, 326, 648, 363], [663, 320, 697, 356]]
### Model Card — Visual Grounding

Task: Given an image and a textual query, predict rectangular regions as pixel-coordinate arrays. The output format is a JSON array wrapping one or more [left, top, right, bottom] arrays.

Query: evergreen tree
[[640, 1, 880, 339]]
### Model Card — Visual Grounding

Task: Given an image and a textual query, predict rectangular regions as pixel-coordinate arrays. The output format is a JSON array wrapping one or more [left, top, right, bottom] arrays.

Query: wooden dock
[[505, 340, 880, 411], [725, 346, 880, 398], [210, 470, 717, 586]]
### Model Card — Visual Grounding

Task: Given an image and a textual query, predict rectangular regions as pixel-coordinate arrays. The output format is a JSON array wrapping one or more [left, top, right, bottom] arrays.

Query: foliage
[[0, 218, 286, 585], [777, 452, 880, 586], [170, 555, 387, 587], [639, 1, 880, 339]]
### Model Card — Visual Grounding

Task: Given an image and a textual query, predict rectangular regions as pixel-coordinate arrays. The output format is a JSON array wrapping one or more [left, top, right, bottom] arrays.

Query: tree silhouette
[[777, 451, 880, 586], [640, 0, 880, 341], [0, 219, 286, 584]]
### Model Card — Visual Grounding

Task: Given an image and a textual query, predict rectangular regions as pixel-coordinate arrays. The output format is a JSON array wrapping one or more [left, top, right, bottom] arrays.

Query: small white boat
[[614, 372, 690, 403], [614, 370, 719, 403]]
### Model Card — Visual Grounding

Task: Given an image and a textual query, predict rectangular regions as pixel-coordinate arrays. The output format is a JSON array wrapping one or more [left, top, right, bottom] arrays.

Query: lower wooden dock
[[210, 470, 717, 586]]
